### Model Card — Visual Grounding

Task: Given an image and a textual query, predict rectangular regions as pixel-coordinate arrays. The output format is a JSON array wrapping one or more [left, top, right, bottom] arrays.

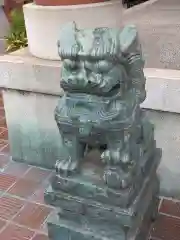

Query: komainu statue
[[55, 22, 152, 189], [45, 22, 161, 240]]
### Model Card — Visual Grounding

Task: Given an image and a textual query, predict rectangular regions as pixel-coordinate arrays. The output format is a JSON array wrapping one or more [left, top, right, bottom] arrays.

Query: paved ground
[[124, 0, 180, 70], [0, 92, 179, 239]]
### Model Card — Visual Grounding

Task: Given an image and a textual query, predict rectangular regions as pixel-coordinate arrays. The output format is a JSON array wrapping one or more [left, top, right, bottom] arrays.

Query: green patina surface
[[54, 22, 149, 187], [9, 126, 61, 168], [44, 22, 161, 240]]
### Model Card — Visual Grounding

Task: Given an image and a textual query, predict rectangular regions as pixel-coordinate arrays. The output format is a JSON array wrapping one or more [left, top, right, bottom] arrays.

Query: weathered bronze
[[45, 22, 161, 240]]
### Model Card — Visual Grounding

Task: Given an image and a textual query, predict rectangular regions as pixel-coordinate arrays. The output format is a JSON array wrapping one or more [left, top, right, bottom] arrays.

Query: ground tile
[[0, 108, 5, 118], [0, 141, 8, 153], [0, 195, 24, 220], [0, 173, 17, 191], [23, 167, 52, 184], [0, 128, 8, 141], [0, 218, 7, 231], [159, 199, 180, 218], [40, 221, 48, 235], [8, 178, 40, 198], [0, 223, 35, 240], [0, 117, 7, 129], [30, 180, 50, 205], [0, 142, 9, 154], [13, 202, 52, 230], [150, 214, 180, 240], [0, 154, 10, 170], [0, 98, 4, 108], [4, 161, 30, 177], [31, 186, 47, 205]]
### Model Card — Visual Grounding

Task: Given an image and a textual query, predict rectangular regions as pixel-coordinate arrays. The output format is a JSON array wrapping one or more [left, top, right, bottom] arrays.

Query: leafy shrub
[[5, 9, 28, 52]]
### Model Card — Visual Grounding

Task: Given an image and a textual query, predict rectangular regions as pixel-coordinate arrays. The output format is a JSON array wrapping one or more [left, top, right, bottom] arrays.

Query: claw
[[55, 157, 78, 177], [101, 150, 122, 165], [103, 168, 131, 189]]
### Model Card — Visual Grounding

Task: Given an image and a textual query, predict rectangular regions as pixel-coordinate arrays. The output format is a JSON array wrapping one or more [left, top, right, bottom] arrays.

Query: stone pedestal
[[45, 149, 161, 240], [23, 1, 123, 60]]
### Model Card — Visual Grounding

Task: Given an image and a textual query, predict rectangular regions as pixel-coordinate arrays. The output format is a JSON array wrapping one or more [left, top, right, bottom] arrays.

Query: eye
[[63, 59, 78, 70]]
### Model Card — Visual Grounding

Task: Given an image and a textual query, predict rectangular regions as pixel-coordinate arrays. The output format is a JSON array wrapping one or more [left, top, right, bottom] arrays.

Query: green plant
[[5, 9, 28, 52]]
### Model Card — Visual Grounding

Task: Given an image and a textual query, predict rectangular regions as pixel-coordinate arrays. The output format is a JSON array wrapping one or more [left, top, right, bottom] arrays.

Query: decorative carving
[[54, 22, 153, 190]]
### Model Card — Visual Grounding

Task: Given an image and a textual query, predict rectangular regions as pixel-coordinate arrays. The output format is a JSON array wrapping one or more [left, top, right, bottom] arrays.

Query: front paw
[[101, 150, 122, 165], [55, 157, 78, 177]]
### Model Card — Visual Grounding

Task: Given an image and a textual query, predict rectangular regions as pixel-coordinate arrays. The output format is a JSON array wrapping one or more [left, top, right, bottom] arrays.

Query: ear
[[119, 25, 138, 54]]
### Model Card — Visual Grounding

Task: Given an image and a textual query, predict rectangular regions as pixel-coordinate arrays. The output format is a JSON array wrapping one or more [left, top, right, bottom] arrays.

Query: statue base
[[45, 149, 161, 240], [47, 197, 158, 240]]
